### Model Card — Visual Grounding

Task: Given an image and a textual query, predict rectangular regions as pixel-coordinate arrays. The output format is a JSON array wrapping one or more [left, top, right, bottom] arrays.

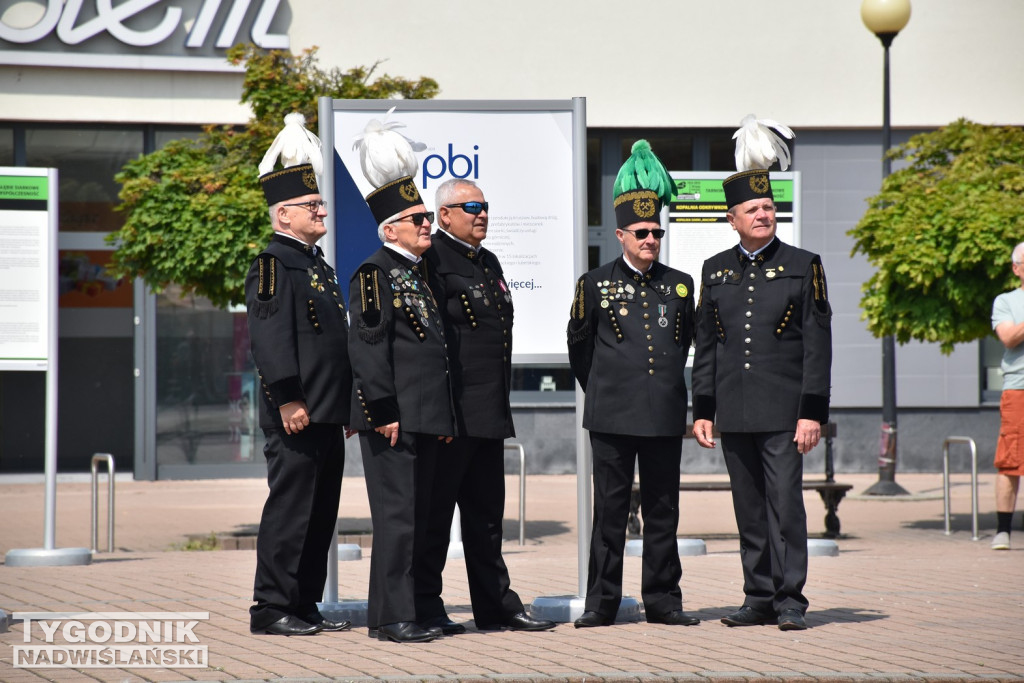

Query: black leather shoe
[[504, 611, 556, 631], [778, 609, 807, 631], [376, 621, 437, 643], [306, 613, 352, 632], [573, 611, 614, 628], [251, 615, 323, 636], [418, 615, 466, 635], [647, 610, 700, 626], [721, 606, 773, 627], [368, 625, 442, 639]]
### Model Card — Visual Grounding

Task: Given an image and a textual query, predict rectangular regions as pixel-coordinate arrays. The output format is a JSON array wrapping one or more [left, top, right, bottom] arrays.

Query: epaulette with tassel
[[252, 255, 280, 319]]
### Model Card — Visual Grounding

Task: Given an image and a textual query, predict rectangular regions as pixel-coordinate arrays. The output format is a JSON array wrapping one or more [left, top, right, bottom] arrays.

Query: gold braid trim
[[358, 268, 381, 313], [613, 189, 658, 208], [812, 263, 828, 302], [572, 279, 585, 320]]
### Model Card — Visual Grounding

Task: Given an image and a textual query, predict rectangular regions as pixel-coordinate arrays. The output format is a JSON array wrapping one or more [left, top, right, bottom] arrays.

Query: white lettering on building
[[0, 0, 287, 51]]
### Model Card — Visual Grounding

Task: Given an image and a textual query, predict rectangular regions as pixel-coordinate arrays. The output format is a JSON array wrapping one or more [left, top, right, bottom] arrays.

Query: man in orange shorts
[[991, 241, 1024, 550]]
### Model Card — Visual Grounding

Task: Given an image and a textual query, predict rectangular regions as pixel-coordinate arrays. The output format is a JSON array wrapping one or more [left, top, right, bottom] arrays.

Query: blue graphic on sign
[[422, 145, 479, 188]]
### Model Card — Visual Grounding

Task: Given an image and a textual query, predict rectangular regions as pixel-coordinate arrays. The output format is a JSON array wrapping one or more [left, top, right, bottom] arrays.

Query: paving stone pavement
[[0, 472, 1022, 682]]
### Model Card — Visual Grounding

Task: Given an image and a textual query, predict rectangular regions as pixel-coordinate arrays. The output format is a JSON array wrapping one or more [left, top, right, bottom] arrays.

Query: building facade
[[1, 0, 1022, 478]]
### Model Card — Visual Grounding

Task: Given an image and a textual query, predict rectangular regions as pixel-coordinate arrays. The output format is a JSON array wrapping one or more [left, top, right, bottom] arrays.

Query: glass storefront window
[[587, 136, 601, 226], [155, 289, 260, 467], [0, 126, 12, 165], [155, 127, 203, 149], [709, 131, 736, 171], [25, 127, 142, 232], [511, 365, 575, 395], [620, 134, 694, 172], [982, 334, 1004, 403]]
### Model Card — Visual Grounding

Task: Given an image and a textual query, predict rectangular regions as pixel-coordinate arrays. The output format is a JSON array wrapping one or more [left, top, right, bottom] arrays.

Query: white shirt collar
[[738, 237, 775, 260], [622, 252, 651, 275], [437, 227, 477, 251], [274, 231, 319, 254], [383, 242, 421, 264]]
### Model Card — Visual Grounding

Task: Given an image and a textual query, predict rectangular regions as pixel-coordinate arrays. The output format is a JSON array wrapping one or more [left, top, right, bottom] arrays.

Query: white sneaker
[[991, 532, 1011, 550]]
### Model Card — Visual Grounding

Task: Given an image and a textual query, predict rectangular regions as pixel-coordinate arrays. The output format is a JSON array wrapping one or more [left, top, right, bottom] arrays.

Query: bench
[[628, 422, 852, 539]]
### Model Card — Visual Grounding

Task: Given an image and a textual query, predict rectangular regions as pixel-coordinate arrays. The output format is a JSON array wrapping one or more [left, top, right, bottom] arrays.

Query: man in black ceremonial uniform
[[348, 170, 454, 644], [691, 163, 832, 632], [416, 179, 555, 634], [247, 151, 352, 636], [567, 140, 700, 629]]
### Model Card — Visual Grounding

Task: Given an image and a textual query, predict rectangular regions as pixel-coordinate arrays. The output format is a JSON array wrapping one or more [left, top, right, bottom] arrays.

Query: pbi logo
[[422, 145, 479, 189]]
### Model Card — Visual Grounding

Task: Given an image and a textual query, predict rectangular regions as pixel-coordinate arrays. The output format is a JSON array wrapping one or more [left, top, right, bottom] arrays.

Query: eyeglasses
[[391, 211, 434, 227], [444, 201, 489, 215], [621, 227, 665, 240], [283, 200, 327, 212]]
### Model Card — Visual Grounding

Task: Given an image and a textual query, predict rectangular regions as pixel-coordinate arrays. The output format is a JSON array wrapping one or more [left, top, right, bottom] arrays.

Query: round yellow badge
[[675, 283, 688, 297]]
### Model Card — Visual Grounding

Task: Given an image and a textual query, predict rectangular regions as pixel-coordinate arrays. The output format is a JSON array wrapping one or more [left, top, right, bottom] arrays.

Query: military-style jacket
[[567, 257, 695, 437], [424, 230, 514, 440], [691, 238, 832, 432], [347, 246, 455, 437], [245, 233, 352, 429]]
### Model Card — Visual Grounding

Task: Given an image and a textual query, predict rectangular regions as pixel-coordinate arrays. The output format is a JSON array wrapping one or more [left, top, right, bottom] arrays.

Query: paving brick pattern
[[0, 473, 1022, 681]]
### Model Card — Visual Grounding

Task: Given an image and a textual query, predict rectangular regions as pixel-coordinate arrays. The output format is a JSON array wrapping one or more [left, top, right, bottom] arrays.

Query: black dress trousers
[[415, 436, 524, 626], [720, 430, 808, 614], [360, 428, 440, 628], [250, 423, 345, 629], [586, 431, 684, 620]]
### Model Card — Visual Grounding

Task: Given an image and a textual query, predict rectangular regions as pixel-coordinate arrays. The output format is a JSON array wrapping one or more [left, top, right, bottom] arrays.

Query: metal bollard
[[91, 453, 115, 553], [504, 443, 526, 545], [942, 437, 978, 541]]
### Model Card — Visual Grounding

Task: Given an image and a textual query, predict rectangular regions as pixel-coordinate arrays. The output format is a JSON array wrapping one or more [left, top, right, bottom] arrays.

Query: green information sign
[[672, 178, 793, 212], [0, 176, 49, 201], [664, 171, 801, 285], [0, 168, 55, 368]]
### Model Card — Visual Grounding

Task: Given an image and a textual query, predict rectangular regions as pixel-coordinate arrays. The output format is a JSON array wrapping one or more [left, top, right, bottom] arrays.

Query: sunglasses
[[391, 211, 434, 227], [283, 200, 327, 212], [444, 201, 489, 215], [622, 227, 665, 239]]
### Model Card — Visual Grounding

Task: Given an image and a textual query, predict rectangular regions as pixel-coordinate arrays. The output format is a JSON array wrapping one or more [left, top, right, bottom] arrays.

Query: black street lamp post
[[861, 0, 912, 496]]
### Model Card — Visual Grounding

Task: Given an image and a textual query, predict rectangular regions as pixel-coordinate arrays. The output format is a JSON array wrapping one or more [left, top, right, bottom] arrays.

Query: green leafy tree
[[849, 119, 1024, 353], [107, 45, 439, 308]]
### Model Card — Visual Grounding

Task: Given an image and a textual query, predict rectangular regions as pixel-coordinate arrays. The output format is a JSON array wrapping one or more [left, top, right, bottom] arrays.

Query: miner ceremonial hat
[[352, 106, 426, 224], [364, 176, 423, 225], [260, 164, 319, 206], [257, 113, 324, 206], [723, 114, 794, 209], [612, 140, 675, 229]]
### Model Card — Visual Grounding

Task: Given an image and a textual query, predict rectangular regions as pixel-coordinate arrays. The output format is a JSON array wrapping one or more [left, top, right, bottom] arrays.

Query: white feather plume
[[351, 106, 425, 188], [732, 114, 795, 172], [259, 113, 323, 178]]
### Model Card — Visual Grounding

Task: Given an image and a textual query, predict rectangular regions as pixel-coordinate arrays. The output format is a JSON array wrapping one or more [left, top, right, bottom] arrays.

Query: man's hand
[[794, 418, 821, 455], [376, 422, 400, 447], [279, 401, 310, 435], [693, 419, 716, 449]]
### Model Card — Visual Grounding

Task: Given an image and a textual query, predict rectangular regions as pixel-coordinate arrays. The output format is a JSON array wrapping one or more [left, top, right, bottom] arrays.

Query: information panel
[[320, 99, 586, 363], [0, 168, 57, 371], [664, 171, 800, 281]]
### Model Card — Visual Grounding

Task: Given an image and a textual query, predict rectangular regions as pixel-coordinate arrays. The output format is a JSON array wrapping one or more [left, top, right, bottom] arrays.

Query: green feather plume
[[613, 139, 675, 203]]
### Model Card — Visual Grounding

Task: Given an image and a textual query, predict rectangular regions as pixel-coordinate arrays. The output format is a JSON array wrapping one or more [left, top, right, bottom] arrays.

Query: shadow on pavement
[[808, 606, 889, 626], [904, 511, 996, 533]]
